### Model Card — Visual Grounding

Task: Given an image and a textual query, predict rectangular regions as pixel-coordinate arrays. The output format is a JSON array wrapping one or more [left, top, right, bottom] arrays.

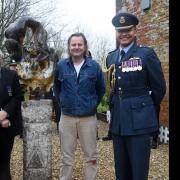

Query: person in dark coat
[[8, 59, 24, 139], [44, 88, 61, 131], [0, 54, 23, 180], [105, 11, 166, 180], [52, 90, 61, 130]]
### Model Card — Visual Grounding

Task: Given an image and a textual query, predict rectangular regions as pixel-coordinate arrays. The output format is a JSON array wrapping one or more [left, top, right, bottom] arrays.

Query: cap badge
[[119, 16, 125, 24]]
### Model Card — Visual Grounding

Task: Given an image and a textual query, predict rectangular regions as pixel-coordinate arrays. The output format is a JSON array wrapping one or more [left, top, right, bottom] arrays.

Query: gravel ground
[[11, 121, 169, 180]]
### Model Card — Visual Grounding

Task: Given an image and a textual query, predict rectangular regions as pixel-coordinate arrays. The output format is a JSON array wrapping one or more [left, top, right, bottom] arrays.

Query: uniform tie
[[119, 49, 125, 62]]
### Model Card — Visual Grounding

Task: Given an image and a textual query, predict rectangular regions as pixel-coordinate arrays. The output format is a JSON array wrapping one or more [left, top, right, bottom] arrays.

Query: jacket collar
[[121, 41, 138, 61], [109, 49, 120, 65], [65, 57, 92, 67]]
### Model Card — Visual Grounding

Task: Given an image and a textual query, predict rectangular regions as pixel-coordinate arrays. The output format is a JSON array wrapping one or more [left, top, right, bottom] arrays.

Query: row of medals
[[121, 58, 142, 72]]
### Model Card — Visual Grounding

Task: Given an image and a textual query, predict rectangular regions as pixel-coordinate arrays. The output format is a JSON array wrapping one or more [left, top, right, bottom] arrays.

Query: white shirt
[[74, 60, 85, 76]]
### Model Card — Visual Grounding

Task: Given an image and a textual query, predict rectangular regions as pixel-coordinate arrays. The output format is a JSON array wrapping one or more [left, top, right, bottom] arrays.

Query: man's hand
[[0, 119, 11, 128], [0, 110, 8, 122], [0, 110, 10, 128]]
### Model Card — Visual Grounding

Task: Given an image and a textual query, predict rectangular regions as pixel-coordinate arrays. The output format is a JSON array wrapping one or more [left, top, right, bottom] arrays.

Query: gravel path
[[11, 121, 169, 180]]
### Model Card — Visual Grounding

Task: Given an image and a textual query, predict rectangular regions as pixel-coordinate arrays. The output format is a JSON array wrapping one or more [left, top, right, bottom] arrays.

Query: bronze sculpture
[[4, 17, 58, 99]]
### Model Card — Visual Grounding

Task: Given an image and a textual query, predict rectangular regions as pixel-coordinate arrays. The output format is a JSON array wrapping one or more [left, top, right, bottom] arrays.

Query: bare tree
[[0, 0, 57, 52], [28, 0, 57, 27], [90, 36, 114, 64], [47, 27, 67, 59], [0, 0, 28, 49]]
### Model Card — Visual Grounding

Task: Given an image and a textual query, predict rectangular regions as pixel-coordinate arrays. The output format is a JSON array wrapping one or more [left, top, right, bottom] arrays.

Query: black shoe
[[102, 136, 112, 141], [151, 140, 158, 149]]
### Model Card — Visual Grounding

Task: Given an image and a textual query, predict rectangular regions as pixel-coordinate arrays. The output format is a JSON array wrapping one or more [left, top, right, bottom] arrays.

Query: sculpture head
[[4, 17, 58, 100]]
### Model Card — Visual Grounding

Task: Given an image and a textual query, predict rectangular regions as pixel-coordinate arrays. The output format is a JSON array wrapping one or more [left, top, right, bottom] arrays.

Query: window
[[141, 0, 151, 11]]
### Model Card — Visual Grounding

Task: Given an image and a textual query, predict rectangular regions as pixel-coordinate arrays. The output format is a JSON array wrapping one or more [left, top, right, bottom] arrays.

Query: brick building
[[116, 0, 169, 127]]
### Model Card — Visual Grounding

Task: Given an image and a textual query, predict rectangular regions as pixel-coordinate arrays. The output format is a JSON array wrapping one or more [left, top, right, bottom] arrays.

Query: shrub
[[97, 92, 110, 113]]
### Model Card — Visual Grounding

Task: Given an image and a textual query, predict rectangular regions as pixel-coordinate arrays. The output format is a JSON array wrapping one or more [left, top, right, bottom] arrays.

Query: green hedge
[[97, 92, 110, 113]]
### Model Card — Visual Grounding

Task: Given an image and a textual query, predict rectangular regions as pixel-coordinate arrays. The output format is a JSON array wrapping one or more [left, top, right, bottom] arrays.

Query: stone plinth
[[22, 100, 52, 180]]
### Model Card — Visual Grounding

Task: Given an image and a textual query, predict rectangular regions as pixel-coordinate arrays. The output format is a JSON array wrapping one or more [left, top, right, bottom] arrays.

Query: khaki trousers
[[59, 114, 98, 180]]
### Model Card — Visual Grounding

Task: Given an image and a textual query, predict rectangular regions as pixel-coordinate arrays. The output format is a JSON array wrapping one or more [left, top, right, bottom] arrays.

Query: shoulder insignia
[[139, 44, 148, 48], [138, 44, 152, 49]]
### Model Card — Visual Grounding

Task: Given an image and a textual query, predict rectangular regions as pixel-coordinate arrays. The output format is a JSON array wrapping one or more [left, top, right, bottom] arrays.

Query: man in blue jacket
[[105, 12, 166, 180], [53, 32, 105, 180]]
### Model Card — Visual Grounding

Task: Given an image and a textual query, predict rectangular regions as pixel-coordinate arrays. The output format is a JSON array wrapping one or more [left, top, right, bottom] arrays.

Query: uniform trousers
[[0, 130, 15, 180], [112, 133, 151, 180], [59, 114, 98, 180]]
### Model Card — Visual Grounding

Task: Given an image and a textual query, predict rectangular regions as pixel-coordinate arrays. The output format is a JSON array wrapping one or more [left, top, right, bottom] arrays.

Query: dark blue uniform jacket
[[106, 42, 166, 135]]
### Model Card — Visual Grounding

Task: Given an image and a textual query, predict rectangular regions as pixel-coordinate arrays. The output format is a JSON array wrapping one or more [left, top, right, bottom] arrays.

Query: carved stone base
[[22, 100, 52, 180]]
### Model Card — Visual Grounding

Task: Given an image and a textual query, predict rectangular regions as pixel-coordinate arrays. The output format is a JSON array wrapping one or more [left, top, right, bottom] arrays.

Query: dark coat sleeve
[[146, 48, 166, 105], [53, 64, 61, 105], [3, 72, 22, 118]]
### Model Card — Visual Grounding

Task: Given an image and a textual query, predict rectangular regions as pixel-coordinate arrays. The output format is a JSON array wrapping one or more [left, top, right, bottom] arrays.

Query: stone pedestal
[[22, 100, 52, 180]]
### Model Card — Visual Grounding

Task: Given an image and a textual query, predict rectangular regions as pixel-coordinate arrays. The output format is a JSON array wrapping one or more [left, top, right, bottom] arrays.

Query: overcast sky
[[53, 0, 116, 47]]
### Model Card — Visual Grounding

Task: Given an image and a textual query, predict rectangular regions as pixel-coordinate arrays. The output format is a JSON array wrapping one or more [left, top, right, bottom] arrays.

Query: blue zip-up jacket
[[53, 57, 105, 117]]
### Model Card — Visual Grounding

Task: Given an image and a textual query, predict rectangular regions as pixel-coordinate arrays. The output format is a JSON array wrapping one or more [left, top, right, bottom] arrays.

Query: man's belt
[[113, 89, 149, 99]]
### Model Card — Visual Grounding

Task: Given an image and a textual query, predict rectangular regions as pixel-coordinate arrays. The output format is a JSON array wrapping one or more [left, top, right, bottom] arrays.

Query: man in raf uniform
[[105, 11, 166, 180]]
